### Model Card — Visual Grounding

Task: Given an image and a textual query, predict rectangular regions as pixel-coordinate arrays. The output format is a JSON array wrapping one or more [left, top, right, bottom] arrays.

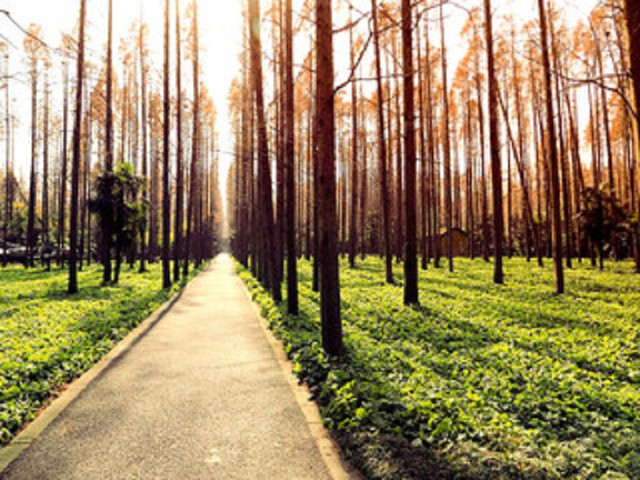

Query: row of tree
[[228, 0, 640, 354], [0, 0, 222, 292]]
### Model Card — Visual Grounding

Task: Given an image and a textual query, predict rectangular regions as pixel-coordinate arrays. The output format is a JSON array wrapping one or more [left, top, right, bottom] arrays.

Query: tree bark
[[42, 71, 50, 270], [68, 0, 86, 294], [316, 0, 342, 355], [348, 8, 359, 269], [174, 0, 183, 281], [371, 0, 393, 284], [623, 0, 640, 273], [162, 0, 172, 289], [284, 0, 298, 314], [484, 0, 503, 284], [402, 0, 418, 304], [58, 59, 69, 266], [248, 0, 279, 301], [3, 51, 9, 267], [27, 61, 37, 268], [139, 11, 148, 273], [103, 0, 114, 283], [440, 2, 453, 272], [537, 0, 564, 293]]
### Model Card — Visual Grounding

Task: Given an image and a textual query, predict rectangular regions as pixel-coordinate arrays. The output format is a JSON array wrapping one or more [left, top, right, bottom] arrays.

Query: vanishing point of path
[[1, 254, 339, 479]]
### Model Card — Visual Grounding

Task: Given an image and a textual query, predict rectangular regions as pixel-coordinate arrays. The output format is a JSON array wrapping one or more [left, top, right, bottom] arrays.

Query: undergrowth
[[0, 262, 202, 446], [238, 257, 640, 480]]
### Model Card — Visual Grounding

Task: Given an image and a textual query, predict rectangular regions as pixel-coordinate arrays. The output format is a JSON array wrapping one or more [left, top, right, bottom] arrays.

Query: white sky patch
[[0, 0, 599, 214]]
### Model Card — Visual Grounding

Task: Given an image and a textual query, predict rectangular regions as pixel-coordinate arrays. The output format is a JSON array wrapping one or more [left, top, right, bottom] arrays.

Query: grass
[[239, 256, 640, 480], [0, 262, 200, 446]]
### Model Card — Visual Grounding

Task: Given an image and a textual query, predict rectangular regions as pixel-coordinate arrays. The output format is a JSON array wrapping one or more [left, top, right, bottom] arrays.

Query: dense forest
[[0, 0, 223, 292], [227, 0, 640, 350], [225, 2, 640, 475], [2, 0, 640, 478]]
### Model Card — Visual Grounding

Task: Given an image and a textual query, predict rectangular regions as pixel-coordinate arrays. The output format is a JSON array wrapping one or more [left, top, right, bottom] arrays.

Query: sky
[[0, 0, 599, 209], [0, 0, 244, 181]]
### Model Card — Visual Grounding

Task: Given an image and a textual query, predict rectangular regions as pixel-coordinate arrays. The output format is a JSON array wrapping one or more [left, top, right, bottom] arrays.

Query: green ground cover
[[0, 263, 197, 446], [239, 257, 640, 480]]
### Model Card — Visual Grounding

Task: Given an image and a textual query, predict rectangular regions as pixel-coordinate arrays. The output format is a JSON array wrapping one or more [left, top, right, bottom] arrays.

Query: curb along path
[[1, 254, 349, 479]]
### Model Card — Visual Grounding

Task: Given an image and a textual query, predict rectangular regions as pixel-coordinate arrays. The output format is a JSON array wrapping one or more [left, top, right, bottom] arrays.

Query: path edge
[[237, 277, 362, 480], [0, 267, 206, 474]]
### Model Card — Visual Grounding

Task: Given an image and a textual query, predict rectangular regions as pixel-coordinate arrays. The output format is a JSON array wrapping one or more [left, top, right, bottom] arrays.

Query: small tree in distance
[[90, 163, 147, 285]]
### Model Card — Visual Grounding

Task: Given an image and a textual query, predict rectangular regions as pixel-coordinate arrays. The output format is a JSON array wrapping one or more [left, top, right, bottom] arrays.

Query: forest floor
[[241, 255, 640, 480], [0, 261, 201, 446], [0, 254, 344, 479]]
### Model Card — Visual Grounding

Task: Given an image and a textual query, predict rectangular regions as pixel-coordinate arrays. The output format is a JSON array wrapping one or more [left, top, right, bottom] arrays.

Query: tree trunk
[[248, 0, 279, 301], [393, 39, 403, 264], [27, 63, 37, 268], [623, 0, 640, 273], [274, 2, 284, 300], [426, 19, 439, 268], [42, 71, 51, 271], [360, 81, 367, 261], [417, 19, 428, 269], [284, 0, 298, 314], [103, 0, 114, 283], [371, 0, 393, 284], [162, 0, 172, 289], [316, 0, 342, 355], [348, 9, 358, 269], [68, 0, 86, 294], [402, 0, 418, 304], [59, 59, 69, 267], [465, 82, 474, 260], [550, 19, 572, 268], [484, 0, 503, 284], [139, 11, 148, 273], [81, 85, 91, 268], [3, 51, 9, 267], [440, 2, 453, 272], [537, 0, 564, 293], [475, 29, 489, 263], [174, 0, 183, 281]]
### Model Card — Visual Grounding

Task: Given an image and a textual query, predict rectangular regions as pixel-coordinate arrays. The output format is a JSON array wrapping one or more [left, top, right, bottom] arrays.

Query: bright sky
[[0, 0, 244, 182], [0, 0, 598, 201]]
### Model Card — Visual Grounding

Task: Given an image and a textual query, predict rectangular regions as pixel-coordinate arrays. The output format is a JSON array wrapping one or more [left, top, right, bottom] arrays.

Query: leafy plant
[[0, 262, 200, 446], [239, 257, 640, 480]]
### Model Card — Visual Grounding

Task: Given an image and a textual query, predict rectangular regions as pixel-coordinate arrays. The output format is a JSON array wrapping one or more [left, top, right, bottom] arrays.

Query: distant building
[[437, 228, 469, 257]]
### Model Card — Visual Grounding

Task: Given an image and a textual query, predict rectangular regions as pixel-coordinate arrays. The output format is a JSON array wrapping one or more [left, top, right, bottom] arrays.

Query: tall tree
[[372, 0, 394, 284], [162, 0, 172, 289], [103, 0, 114, 284], [2, 46, 9, 267], [184, 0, 200, 278], [440, 2, 453, 272], [138, 13, 148, 273], [484, 0, 504, 284], [58, 50, 69, 266], [425, 15, 440, 268], [284, 0, 298, 314], [348, 7, 359, 268], [316, 0, 342, 355], [42, 64, 51, 270], [68, 0, 86, 294], [24, 24, 43, 268], [624, 0, 640, 273], [248, 0, 278, 300], [174, 0, 183, 281], [402, 0, 418, 304], [538, 0, 564, 293]]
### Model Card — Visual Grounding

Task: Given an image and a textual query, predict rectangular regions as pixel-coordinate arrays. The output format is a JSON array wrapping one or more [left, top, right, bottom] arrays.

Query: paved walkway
[[1, 254, 336, 479]]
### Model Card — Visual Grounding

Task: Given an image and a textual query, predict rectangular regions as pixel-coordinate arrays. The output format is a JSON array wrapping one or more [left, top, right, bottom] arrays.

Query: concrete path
[[1, 254, 338, 480]]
